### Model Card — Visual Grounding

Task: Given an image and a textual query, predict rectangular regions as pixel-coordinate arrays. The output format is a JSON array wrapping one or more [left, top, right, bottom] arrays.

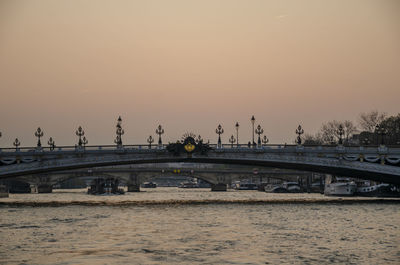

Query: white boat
[[282, 182, 301, 193], [356, 182, 400, 197], [141, 182, 157, 188], [178, 182, 199, 188], [324, 176, 356, 196], [233, 182, 258, 190], [264, 184, 288, 193]]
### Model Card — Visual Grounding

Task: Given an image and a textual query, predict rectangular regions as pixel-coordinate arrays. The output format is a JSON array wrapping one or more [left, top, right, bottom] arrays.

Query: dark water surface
[[0, 188, 399, 264]]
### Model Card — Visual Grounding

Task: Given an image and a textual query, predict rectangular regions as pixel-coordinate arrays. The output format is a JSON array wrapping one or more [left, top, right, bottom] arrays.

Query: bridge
[[13, 166, 312, 192], [1, 140, 399, 192]]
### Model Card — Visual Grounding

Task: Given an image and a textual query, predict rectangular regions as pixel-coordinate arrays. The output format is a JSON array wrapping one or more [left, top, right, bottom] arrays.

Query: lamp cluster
[[0, 115, 311, 149], [215, 115, 270, 149]]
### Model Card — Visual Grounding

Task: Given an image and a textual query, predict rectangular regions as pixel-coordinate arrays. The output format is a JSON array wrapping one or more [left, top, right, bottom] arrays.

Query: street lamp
[[255, 124, 264, 147], [229, 135, 236, 148], [156, 125, 164, 147], [296, 125, 304, 145], [82, 136, 88, 148], [337, 124, 344, 145], [34, 127, 44, 148], [235, 122, 239, 147], [147, 135, 154, 149], [375, 124, 387, 146], [215, 124, 224, 148], [251, 115, 255, 147], [262, 135, 269, 146], [362, 137, 370, 146], [115, 116, 124, 147], [114, 135, 121, 147], [13, 138, 20, 151], [76, 126, 85, 147], [48, 137, 56, 151]]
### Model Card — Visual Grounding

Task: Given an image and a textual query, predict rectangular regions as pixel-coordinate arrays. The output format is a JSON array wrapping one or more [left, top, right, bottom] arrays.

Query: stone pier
[[0, 185, 9, 198], [306, 175, 311, 193], [211, 183, 227, 192]]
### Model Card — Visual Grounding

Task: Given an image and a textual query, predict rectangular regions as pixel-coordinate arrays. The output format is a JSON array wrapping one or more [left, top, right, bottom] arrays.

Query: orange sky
[[0, 0, 399, 147]]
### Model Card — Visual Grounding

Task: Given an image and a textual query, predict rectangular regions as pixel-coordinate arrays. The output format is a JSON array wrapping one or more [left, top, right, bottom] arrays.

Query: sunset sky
[[0, 0, 399, 147]]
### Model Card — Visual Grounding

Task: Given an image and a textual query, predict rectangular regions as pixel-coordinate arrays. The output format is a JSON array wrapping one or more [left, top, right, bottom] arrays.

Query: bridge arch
[[2, 154, 400, 185]]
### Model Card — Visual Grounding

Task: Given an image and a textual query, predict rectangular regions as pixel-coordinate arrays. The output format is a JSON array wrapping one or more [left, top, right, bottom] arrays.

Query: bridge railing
[[0, 144, 170, 153], [0, 143, 399, 154], [0, 143, 318, 153]]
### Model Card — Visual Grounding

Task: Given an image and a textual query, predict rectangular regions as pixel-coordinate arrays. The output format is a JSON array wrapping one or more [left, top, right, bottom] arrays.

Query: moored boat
[[141, 182, 157, 188], [324, 176, 356, 196], [178, 181, 199, 188], [233, 183, 258, 190], [356, 183, 400, 197], [88, 178, 125, 195], [264, 184, 288, 193], [282, 182, 301, 193]]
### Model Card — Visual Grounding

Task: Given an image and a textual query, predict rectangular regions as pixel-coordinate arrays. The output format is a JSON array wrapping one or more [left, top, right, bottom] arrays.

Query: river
[[0, 188, 399, 264]]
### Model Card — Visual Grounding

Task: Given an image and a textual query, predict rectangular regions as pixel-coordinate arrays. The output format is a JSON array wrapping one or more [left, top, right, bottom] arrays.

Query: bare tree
[[303, 133, 323, 145], [358, 110, 387, 132], [320, 120, 341, 144], [379, 113, 400, 145], [342, 120, 358, 143], [319, 120, 357, 144]]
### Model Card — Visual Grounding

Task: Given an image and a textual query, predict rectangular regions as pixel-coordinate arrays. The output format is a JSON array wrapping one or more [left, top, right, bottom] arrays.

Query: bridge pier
[[306, 175, 311, 193], [126, 173, 142, 192], [0, 184, 9, 198], [127, 184, 140, 192], [211, 183, 227, 192], [320, 175, 324, 193], [30, 184, 53, 193]]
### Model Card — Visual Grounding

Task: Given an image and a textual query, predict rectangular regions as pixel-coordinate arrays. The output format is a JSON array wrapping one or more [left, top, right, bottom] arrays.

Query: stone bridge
[[1, 144, 400, 191]]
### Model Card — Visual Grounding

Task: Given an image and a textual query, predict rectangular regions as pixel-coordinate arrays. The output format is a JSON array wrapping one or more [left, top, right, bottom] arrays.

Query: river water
[[0, 188, 399, 264]]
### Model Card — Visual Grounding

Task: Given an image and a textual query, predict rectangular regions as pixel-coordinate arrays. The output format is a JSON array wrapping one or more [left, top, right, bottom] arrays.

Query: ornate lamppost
[[229, 135, 236, 148], [216, 124, 224, 148], [34, 127, 44, 148], [114, 116, 124, 147], [76, 126, 85, 147], [147, 135, 154, 149], [82, 136, 88, 148], [255, 124, 264, 147], [295, 125, 304, 145], [156, 125, 164, 148], [114, 135, 121, 147], [375, 123, 387, 146], [262, 135, 269, 146], [48, 137, 56, 151], [337, 124, 344, 145], [235, 122, 239, 147], [251, 115, 255, 147], [13, 138, 20, 151], [362, 137, 370, 146]]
